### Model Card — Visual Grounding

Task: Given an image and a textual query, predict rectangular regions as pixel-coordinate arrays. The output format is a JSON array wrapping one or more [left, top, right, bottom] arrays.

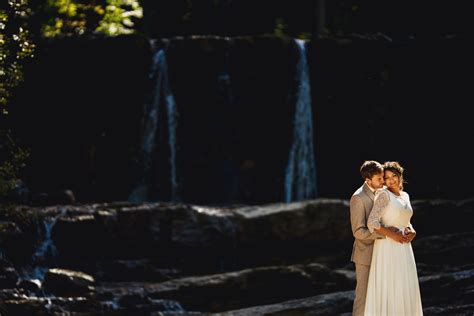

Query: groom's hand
[[387, 226, 400, 233]]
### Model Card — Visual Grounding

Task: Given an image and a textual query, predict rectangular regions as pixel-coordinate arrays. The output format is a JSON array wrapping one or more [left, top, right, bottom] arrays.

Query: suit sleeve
[[350, 195, 385, 240]]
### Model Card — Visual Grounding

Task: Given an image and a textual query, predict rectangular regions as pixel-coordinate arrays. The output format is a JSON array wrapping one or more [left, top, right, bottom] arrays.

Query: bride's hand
[[403, 228, 416, 242], [389, 230, 409, 244]]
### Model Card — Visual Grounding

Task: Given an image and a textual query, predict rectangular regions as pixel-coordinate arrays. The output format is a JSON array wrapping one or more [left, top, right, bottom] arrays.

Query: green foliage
[[297, 32, 312, 40], [273, 17, 288, 38], [41, 0, 143, 37], [273, 17, 312, 39], [0, 1, 33, 205], [0, 0, 35, 115], [0, 129, 30, 201]]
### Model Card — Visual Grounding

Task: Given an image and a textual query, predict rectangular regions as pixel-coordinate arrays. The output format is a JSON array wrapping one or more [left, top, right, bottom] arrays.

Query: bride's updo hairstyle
[[383, 161, 406, 190]]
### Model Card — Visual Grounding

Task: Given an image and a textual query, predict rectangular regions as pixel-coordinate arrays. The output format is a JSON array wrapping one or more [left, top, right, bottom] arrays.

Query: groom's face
[[367, 172, 385, 189]]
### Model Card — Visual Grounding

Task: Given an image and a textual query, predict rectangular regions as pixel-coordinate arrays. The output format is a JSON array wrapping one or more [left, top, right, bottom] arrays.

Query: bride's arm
[[368, 190, 408, 243], [350, 195, 385, 240]]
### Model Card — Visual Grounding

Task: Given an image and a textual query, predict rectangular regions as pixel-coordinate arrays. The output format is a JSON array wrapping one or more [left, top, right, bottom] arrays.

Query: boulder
[[43, 268, 95, 297]]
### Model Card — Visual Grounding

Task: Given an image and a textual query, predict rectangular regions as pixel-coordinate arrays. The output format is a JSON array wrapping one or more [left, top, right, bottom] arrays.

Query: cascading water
[[216, 39, 240, 204], [20, 208, 66, 281], [284, 39, 317, 202], [217, 39, 234, 106], [131, 37, 316, 205], [129, 42, 181, 203]]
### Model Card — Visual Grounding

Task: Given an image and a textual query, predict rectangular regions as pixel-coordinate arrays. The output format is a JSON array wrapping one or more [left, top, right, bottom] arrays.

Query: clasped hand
[[387, 226, 416, 243]]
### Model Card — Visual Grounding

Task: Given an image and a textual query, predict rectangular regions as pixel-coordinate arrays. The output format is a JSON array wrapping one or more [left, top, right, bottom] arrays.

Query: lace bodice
[[368, 188, 413, 233]]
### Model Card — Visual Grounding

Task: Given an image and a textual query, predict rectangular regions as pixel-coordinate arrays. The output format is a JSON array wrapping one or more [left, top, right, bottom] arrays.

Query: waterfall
[[216, 39, 241, 203], [217, 39, 234, 106], [284, 39, 317, 202], [129, 44, 180, 203], [32, 212, 62, 262], [20, 208, 66, 281], [131, 38, 316, 204]]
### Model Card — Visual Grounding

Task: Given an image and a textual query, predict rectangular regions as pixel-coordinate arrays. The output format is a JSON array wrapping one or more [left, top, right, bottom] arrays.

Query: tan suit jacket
[[350, 183, 385, 266]]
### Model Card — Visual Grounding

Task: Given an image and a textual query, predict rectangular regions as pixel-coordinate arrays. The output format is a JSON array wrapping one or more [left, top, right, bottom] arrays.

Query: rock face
[[23, 200, 353, 271], [43, 268, 95, 297], [216, 290, 356, 316], [0, 197, 473, 314], [0, 264, 19, 289], [30, 190, 76, 207], [0, 221, 22, 238], [96, 262, 354, 313], [9, 35, 474, 204]]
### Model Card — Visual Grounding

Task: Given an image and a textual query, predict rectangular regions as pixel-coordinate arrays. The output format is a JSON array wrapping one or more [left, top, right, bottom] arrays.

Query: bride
[[365, 161, 423, 315]]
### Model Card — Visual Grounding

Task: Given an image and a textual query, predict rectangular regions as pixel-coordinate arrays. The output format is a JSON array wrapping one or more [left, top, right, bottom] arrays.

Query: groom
[[350, 160, 407, 316]]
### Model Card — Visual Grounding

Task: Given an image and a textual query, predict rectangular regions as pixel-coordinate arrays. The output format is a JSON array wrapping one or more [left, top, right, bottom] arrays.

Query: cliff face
[[8, 34, 474, 205]]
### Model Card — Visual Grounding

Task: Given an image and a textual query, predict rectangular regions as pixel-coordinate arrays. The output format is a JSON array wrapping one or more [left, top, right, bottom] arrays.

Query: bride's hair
[[383, 161, 406, 190]]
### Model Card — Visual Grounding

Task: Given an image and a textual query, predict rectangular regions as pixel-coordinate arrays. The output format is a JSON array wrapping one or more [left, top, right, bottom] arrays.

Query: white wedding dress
[[365, 188, 423, 316]]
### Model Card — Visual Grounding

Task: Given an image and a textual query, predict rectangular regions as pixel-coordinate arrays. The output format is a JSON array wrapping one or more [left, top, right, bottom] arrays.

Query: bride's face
[[384, 170, 400, 191]]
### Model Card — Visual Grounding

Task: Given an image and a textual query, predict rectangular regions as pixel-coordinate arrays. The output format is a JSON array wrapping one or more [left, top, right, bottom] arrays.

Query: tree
[[0, 0, 34, 202], [0, 0, 35, 114], [31, 0, 143, 38]]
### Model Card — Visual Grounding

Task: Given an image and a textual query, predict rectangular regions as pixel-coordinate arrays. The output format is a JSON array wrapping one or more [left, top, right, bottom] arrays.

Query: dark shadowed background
[[5, 0, 474, 204]]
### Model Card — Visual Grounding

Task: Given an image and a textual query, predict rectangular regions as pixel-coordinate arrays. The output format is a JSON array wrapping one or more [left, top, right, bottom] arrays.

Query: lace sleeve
[[367, 190, 390, 233]]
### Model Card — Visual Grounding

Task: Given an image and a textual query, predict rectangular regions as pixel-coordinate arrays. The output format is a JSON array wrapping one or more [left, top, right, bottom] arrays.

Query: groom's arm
[[350, 195, 385, 240]]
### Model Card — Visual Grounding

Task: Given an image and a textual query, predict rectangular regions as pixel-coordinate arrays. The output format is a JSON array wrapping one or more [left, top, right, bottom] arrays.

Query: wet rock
[[30, 189, 76, 206], [411, 198, 474, 236], [17, 278, 42, 293], [97, 262, 354, 313], [2, 296, 104, 315], [43, 268, 95, 297], [419, 268, 474, 303], [234, 199, 351, 243], [1, 198, 473, 315], [2, 298, 47, 316], [0, 221, 22, 238], [95, 259, 182, 282], [422, 304, 474, 315], [412, 231, 474, 265], [51, 203, 239, 273], [232, 199, 351, 267], [0, 265, 19, 289], [39, 199, 474, 272], [216, 290, 354, 315]]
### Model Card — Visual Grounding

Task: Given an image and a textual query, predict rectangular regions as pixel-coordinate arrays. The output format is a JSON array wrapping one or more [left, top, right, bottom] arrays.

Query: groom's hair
[[360, 160, 384, 180]]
